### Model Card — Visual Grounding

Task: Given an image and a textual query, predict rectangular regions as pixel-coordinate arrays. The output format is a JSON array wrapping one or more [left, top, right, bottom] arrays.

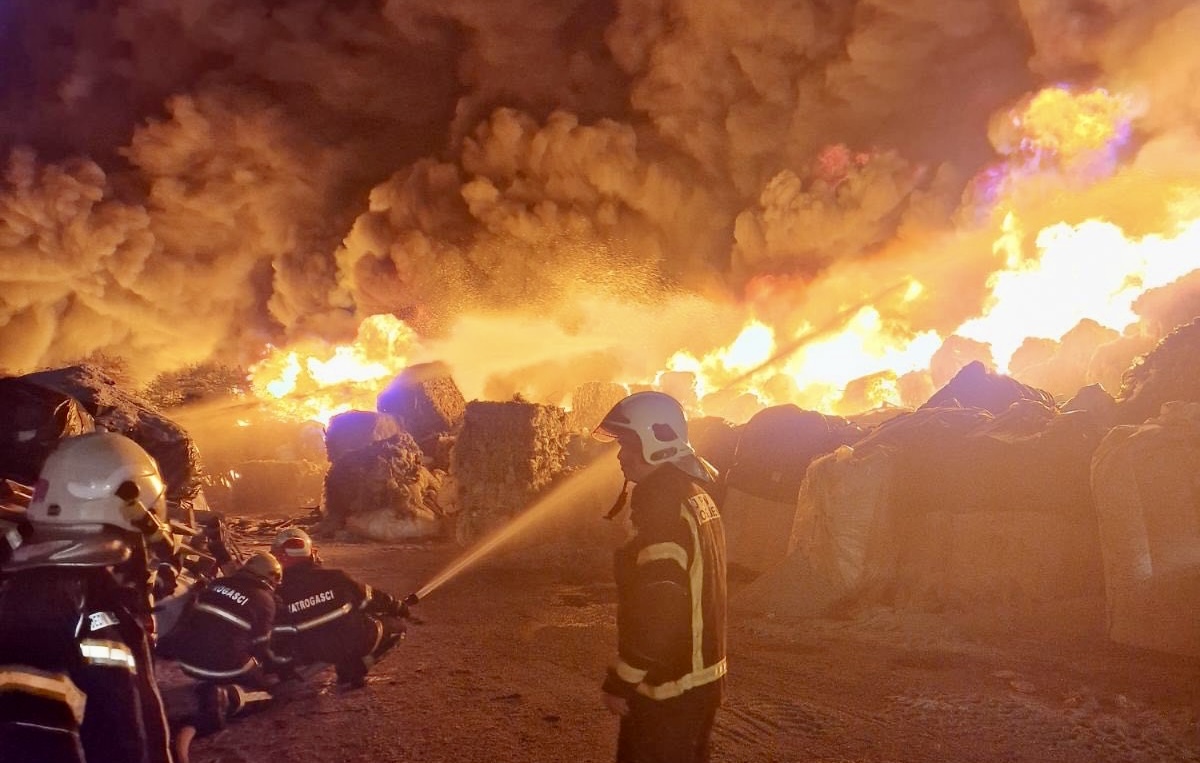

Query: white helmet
[[594, 391, 694, 465], [27, 432, 168, 534], [271, 527, 314, 561], [593, 391, 717, 484]]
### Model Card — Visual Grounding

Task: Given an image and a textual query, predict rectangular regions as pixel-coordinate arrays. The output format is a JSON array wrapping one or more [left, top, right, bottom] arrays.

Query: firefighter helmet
[[241, 551, 283, 588], [594, 391, 695, 464], [593, 391, 716, 483], [27, 431, 167, 534], [271, 527, 314, 561]]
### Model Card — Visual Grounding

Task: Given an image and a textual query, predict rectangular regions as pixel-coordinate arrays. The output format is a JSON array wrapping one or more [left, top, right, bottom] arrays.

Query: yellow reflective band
[[195, 602, 253, 631], [78, 640, 137, 672], [635, 658, 727, 700], [681, 508, 705, 672], [295, 603, 352, 631], [614, 659, 648, 684], [360, 585, 373, 609], [636, 542, 688, 571], [0, 667, 87, 725]]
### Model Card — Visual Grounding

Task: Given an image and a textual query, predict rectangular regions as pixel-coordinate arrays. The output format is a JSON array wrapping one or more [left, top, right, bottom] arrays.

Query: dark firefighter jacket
[[603, 464, 728, 702], [273, 561, 400, 665], [168, 569, 278, 681], [0, 565, 173, 763]]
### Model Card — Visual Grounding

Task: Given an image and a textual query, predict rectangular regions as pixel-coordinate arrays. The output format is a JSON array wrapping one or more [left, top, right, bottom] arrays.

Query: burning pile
[[6, 0, 1200, 658]]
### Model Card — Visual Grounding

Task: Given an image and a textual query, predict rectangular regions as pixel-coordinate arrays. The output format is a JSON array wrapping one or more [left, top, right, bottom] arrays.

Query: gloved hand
[[152, 562, 179, 600]]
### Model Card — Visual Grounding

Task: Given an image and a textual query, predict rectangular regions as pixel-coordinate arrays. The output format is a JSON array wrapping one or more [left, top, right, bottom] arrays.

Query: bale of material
[[755, 403, 1105, 618], [787, 445, 895, 601], [1091, 401, 1200, 657], [22, 365, 204, 504], [1061, 383, 1119, 430], [1116, 318, 1200, 425], [722, 487, 804, 579], [566, 382, 627, 434], [724, 405, 860, 504], [920, 360, 1055, 414], [322, 432, 434, 537], [688, 416, 740, 474], [325, 411, 403, 463], [451, 400, 569, 526], [230, 460, 326, 515], [0, 377, 95, 485], [719, 406, 859, 575], [376, 362, 466, 451]]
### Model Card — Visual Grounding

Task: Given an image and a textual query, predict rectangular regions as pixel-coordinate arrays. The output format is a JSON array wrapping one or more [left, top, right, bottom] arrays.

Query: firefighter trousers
[[616, 681, 721, 763]]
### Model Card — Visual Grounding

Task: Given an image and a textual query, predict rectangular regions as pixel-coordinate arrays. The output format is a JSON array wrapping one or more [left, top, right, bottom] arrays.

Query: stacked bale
[[376, 362, 466, 466], [747, 389, 1106, 618], [321, 411, 442, 540], [721, 405, 861, 577], [1091, 401, 1200, 657], [566, 381, 627, 434], [451, 399, 569, 541]]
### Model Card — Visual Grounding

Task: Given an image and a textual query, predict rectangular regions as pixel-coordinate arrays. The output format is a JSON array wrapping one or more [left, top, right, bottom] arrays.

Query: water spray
[[403, 454, 619, 604]]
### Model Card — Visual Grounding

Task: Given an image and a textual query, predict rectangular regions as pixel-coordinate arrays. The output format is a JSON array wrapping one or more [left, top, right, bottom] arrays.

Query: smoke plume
[[0, 0, 1197, 409]]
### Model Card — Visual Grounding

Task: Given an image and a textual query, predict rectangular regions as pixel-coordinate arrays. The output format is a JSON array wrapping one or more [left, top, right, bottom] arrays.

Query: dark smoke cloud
[[0, 0, 1195, 397]]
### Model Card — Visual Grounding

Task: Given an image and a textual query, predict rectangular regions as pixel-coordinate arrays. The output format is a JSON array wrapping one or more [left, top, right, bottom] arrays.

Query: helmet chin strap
[[603, 480, 631, 520]]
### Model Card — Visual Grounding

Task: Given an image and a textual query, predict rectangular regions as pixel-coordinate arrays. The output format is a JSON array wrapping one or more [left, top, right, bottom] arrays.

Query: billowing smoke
[[1, 0, 1197, 407]]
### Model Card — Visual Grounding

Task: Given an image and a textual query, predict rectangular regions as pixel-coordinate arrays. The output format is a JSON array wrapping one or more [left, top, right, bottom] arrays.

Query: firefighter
[[162, 551, 283, 686], [0, 431, 179, 763], [156, 549, 281, 758], [592, 391, 728, 763], [270, 528, 408, 690]]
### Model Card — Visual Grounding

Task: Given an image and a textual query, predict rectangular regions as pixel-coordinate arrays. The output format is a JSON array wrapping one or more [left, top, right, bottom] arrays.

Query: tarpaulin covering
[[0, 376, 95, 485], [20, 365, 203, 503]]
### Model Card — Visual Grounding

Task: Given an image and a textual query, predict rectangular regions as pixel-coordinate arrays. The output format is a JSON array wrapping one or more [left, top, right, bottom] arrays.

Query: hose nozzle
[[403, 592, 420, 607]]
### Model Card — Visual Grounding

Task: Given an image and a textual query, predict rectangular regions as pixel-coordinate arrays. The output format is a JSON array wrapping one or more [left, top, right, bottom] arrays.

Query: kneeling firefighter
[[593, 391, 727, 763], [270, 528, 409, 689], [157, 551, 283, 759], [0, 431, 179, 763]]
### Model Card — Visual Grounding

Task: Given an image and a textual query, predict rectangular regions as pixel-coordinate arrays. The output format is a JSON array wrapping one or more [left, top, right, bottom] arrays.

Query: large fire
[[250, 86, 1200, 426]]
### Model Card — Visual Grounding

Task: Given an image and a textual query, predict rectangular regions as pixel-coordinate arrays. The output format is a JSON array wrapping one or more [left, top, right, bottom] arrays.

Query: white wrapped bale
[[1091, 402, 1200, 656]]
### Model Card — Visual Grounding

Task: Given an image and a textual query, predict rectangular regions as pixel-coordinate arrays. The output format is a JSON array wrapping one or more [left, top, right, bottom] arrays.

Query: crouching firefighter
[[0, 432, 179, 763], [156, 551, 281, 755], [593, 391, 728, 763], [270, 528, 408, 690]]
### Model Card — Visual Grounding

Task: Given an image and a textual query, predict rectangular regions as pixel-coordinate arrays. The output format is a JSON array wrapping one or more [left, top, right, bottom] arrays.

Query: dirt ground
[[185, 508, 1200, 763]]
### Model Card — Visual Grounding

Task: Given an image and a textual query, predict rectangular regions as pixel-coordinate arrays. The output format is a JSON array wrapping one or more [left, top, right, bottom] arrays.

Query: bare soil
[[184, 526, 1200, 763]]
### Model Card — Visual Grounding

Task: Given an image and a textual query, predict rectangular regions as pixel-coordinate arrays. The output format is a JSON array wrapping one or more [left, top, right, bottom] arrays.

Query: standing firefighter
[[0, 432, 178, 763], [593, 391, 728, 763], [270, 528, 409, 690]]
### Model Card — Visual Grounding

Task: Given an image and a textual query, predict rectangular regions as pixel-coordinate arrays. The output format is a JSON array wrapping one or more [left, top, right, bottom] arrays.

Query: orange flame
[[248, 86, 1200, 426], [249, 314, 418, 424]]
